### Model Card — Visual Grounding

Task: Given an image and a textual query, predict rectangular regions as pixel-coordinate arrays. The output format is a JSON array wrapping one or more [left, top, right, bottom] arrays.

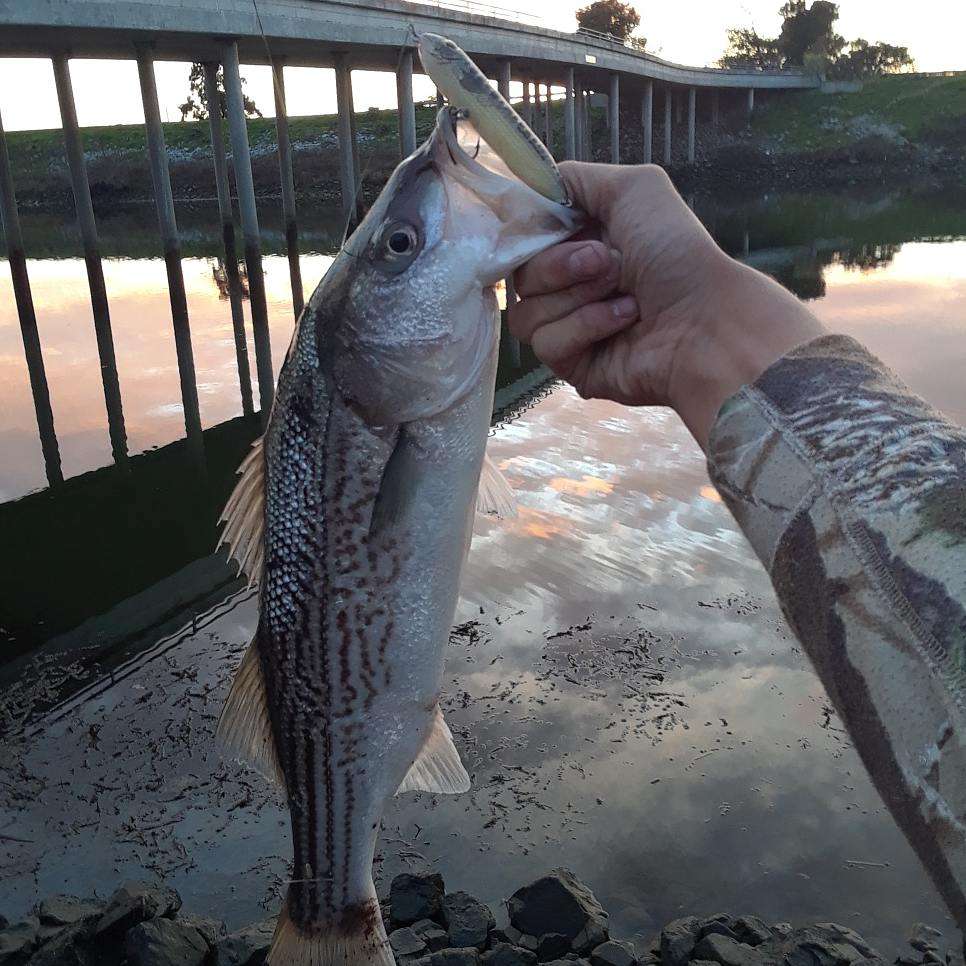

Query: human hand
[[508, 162, 824, 449]]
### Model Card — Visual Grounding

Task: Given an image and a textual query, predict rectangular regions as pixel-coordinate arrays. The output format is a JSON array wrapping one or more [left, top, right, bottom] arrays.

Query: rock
[[732, 919, 772, 948], [442, 892, 495, 950], [660, 917, 702, 966], [908, 925, 943, 954], [589, 940, 636, 966], [777, 924, 880, 966], [412, 920, 450, 953], [692, 934, 765, 966], [36, 898, 104, 929], [700, 923, 738, 942], [0, 920, 6, 933], [391, 874, 447, 927], [390, 927, 428, 958], [124, 919, 209, 966], [503, 929, 540, 953], [772, 924, 792, 940], [483, 943, 539, 966], [93, 882, 182, 941], [415, 949, 481, 966], [177, 914, 228, 948], [214, 919, 276, 966], [23, 915, 101, 966], [923, 953, 944, 965], [538, 935, 572, 963], [0, 918, 39, 965], [507, 871, 608, 954]]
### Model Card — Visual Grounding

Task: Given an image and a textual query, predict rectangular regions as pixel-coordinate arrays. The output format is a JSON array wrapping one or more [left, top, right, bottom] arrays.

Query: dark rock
[[589, 940, 636, 966], [923, 953, 943, 965], [507, 871, 608, 954], [542, 959, 588, 966], [390, 927, 429, 958], [214, 919, 275, 966], [483, 943, 539, 966], [93, 882, 182, 941], [23, 915, 100, 966], [0, 919, 7, 932], [660, 917, 702, 966], [391, 874, 447, 927], [699, 923, 738, 943], [124, 919, 209, 966], [538, 935, 572, 963], [776, 924, 880, 966], [415, 948, 481, 966], [0, 918, 39, 965], [772, 924, 793, 940], [412, 920, 450, 953], [177, 914, 228, 948], [692, 934, 765, 966], [442, 893, 495, 950], [908, 925, 943, 954], [504, 929, 540, 953], [36, 898, 104, 929], [732, 919, 772, 948]]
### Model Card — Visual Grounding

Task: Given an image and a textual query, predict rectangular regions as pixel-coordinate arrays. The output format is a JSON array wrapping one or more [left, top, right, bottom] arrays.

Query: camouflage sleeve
[[706, 333, 966, 932]]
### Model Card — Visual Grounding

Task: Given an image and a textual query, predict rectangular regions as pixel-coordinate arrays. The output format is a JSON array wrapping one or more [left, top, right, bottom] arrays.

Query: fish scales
[[216, 83, 580, 966]]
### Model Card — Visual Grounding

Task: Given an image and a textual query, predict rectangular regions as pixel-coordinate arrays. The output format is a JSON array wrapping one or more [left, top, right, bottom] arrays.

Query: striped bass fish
[[215, 53, 580, 966]]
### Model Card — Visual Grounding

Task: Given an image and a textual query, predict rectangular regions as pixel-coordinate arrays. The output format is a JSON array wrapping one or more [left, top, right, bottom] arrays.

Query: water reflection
[[1, 184, 966, 954]]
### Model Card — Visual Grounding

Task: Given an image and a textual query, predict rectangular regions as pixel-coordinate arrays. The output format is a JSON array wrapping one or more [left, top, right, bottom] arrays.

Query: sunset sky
[[0, 0, 963, 131]]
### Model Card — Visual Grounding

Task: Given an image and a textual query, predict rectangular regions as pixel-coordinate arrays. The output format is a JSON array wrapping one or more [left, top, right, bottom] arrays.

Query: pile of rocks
[[0, 870, 954, 966]]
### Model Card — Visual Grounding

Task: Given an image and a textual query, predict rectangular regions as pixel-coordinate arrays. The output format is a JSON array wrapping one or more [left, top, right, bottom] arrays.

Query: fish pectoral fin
[[215, 637, 285, 790], [217, 436, 265, 586], [396, 706, 471, 796], [476, 452, 517, 519], [369, 428, 416, 534]]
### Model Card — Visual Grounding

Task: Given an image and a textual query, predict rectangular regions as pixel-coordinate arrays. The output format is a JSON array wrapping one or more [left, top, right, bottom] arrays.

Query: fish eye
[[382, 223, 419, 259]]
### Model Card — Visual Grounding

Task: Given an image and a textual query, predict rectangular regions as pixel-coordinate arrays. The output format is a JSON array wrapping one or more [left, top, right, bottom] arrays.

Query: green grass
[[753, 73, 966, 152]]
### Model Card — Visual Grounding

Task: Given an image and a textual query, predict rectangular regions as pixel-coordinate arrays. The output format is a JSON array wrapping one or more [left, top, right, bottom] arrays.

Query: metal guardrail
[[414, 0, 543, 26]]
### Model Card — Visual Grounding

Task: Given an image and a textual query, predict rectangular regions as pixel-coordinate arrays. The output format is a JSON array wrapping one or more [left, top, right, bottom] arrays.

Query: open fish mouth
[[417, 32, 571, 206]]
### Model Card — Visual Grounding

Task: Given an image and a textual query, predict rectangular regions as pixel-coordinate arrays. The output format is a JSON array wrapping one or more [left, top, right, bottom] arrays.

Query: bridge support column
[[544, 82, 552, 151], [52, 53, 128, 467], [223, 40, 274, 418], [272, 58, 304, 318], [564, 68, 576, 160], [522, 80, 532, 126], [136, 47, 202, 452], [609, 73, 620, 163], [747, 87, 755, 120], [0, 107, 62, 487], [582, 88, 591, 160], [204, 62, 253, 418], [533, 81, 542, 137], [497, 59, 521, 368], [333, 53, 358, 235], [573, 85, 583, 160], [687, 86, 696, 164], [712, 90, 720, 126], [663, 87, 672, 166], [642, 80, 653, 164], [396, 48, 417, 157]]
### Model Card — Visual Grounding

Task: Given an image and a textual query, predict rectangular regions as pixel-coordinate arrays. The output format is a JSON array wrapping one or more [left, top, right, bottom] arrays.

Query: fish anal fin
[[218, 436, 265, 586], [396, 706, 471, 796], [216, 638, 285, 789], [476, 452, 517, 519]]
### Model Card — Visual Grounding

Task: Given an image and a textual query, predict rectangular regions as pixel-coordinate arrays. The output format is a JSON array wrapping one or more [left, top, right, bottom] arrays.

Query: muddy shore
[[1, 869, 956, 966]]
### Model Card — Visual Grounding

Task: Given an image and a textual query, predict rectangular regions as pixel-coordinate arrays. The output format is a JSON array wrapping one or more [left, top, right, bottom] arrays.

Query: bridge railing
[[414, 0, 543, 26]]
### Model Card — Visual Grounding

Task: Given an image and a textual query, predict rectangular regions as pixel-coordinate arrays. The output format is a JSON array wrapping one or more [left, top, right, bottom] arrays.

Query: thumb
[[558, 161, 622, 223]]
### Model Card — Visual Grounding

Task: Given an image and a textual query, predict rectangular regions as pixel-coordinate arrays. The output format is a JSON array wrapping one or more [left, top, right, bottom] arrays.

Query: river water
[[2, 184, 965, 955]]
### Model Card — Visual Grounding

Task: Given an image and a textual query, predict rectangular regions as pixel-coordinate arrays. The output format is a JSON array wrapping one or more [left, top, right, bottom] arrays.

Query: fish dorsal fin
[[476, 452, 517, 519], [396, 705, 471, 796], [216, 637, 285, 789], [218, 437, 265, 586]]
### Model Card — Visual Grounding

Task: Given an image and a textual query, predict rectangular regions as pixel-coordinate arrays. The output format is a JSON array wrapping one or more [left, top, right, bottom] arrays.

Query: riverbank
[[0, 869, 955, 966], [2, 74, 964, 214]]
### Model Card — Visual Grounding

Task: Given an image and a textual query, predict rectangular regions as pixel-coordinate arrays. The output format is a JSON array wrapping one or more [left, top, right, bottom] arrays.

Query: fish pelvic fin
[[396, 705, 471, 796], [476, 451, 517, 519], [216, 637, 285, 788], [268, 891, 392, 966], [218, 436, 265, 586]]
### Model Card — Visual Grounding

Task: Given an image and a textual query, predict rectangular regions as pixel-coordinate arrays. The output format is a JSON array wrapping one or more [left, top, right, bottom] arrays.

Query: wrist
[[667, 255, 825, 452]]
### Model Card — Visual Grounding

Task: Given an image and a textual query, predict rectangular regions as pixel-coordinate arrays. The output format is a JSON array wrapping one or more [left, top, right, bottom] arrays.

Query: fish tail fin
[[268, 889, 392, 966]]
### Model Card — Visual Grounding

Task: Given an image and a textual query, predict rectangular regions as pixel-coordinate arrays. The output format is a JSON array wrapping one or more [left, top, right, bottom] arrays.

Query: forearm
[[707, 334, 966, 930]]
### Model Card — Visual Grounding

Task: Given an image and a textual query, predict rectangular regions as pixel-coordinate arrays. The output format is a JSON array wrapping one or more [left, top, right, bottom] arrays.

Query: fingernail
[[569, 244, 606, 279], [612, 295, 637, 319]]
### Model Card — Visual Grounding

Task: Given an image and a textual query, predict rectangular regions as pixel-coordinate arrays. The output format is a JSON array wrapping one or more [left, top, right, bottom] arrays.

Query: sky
[[0, 0, 963, 132]]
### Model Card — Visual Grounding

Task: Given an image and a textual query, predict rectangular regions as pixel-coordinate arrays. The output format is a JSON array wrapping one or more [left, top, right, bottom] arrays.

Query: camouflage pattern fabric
[[707, 334, 966, 932]]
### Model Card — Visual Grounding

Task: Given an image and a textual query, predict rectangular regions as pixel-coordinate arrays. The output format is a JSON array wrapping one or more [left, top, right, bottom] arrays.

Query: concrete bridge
[[0, 0, 818, 491]]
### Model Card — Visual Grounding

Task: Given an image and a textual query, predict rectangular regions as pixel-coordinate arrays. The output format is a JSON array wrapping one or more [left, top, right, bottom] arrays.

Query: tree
[[178, 63, 262, 122], [829, 39, 915, 79], [576, 0, 640, 41], [777, 0, 843, 66], [719, 28, 783, 69]]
